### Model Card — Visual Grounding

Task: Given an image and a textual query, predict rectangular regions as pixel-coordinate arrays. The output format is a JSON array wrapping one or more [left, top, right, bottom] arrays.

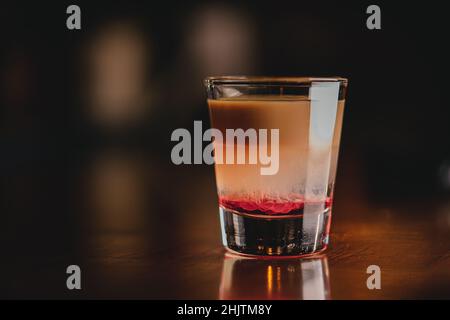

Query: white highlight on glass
[[303, 82, 339, 251]]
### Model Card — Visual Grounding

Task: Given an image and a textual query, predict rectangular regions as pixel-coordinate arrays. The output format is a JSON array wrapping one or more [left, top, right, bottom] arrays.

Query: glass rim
[[204, 76, 348, 87]]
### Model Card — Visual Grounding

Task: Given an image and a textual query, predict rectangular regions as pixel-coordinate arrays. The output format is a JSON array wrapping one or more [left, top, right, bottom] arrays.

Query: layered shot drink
[[205, 77, 347, 257]]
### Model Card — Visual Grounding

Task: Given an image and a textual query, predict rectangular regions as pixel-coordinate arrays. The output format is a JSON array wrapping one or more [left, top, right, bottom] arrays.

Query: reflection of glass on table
[[219, 253, 330, 300]]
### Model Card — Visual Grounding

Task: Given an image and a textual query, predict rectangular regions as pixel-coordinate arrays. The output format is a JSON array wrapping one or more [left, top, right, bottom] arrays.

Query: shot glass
[[205, 76, 348, 257]]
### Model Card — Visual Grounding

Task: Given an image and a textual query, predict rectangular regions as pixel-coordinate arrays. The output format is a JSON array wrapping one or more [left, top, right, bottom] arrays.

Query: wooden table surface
[[77, 208, 450, 300], [3, 151, 450, 299]]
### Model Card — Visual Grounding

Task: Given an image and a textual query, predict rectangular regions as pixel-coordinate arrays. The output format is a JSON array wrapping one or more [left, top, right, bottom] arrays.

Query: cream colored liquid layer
[[208, 97, 345, 200]]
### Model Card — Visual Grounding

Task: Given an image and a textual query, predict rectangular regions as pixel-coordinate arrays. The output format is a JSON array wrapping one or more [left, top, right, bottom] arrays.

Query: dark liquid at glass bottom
[[219, 198, 331, 257]]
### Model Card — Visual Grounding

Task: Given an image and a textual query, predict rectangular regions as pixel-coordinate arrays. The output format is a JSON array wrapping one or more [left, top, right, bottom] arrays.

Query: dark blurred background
[[1, 1, 450, 298]]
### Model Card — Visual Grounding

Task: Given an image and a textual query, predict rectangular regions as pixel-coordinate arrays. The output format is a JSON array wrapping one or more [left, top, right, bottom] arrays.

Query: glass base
[[219, 206, 331, 257]]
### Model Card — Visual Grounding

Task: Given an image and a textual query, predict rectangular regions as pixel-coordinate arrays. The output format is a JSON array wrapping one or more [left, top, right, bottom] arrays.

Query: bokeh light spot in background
[[84, 22, 152, 128], [186, 4, 257, 76], [86, 150, 149, 232]]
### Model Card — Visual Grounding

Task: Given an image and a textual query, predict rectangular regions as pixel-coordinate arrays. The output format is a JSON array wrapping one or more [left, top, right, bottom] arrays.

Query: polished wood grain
[[76, 152, 450, 300], [77, 210, 450, 299], [3, 151, 450, 299]]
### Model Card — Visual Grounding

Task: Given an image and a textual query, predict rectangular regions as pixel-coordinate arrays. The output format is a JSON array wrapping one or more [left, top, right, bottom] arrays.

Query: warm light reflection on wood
[[267, 265, 273, 295], [219, 254, 330, 300], [276, 266, 282, 292]]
